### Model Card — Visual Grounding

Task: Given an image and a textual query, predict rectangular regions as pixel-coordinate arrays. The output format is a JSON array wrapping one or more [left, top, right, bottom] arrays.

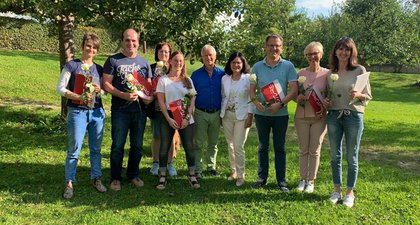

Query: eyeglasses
[[158, 50, 170, 54], [267, 44, 282, 49], [306, 52, 319, 57]]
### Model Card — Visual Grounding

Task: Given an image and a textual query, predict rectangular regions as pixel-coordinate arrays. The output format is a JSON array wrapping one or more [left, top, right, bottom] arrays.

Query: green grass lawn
[[0, 49, 419, 224]]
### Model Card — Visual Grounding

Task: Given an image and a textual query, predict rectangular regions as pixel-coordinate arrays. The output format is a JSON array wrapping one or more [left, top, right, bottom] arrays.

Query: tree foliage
[[341, 0, 420, 67], [227, 0, 298, 65]]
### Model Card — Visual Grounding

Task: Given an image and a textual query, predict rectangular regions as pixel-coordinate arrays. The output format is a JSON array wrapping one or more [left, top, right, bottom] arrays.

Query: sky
[[295, 0, 346, 17]]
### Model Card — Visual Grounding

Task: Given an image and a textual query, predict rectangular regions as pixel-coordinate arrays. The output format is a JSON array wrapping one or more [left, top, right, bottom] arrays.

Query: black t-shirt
[[103, 53, 152, 112]]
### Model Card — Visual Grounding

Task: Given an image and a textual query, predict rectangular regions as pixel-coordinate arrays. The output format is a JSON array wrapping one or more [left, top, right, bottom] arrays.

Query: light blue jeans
[[65, 106, 105, 183], [327, 110, 364, 189]]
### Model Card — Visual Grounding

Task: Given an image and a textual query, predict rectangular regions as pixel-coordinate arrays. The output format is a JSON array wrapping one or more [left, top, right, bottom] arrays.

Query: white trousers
[[222, 110, 250, 178]]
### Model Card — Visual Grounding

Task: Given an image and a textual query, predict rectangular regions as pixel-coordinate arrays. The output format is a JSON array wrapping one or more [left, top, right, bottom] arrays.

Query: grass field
[[0, 49, 419, 224]]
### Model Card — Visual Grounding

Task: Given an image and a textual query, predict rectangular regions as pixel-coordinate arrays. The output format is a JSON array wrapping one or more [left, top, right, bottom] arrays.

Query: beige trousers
[[222, 110, 250, 179], [295, 117, 327, 180]]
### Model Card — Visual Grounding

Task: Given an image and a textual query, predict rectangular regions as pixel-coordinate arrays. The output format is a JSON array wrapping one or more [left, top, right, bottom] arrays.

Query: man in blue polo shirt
[[191, 44, 225, 178], [250, 34, 298, 192], [103, 28, 153, 191]]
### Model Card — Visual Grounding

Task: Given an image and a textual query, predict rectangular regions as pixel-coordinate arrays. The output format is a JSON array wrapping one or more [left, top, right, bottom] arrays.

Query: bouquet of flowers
[[249, 73, 262, 103], [152, 61, 168, 91], [183, 89, 197, 115], [249, 74, 284, 108], [297, 75, 307, 107], [169, 89, 196, 127], [126, 71, 153, 101], [326, 73, 339, 99], [80, 63, 96, 108]]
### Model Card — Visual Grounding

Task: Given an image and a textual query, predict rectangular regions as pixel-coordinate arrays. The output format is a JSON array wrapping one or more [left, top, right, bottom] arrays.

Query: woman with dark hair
[[325, 37, 372, 208], [56, 32, 106, 199], [149, 42, 180, 177], [155, 51, 200, 189], [220, 52, 253, 186]]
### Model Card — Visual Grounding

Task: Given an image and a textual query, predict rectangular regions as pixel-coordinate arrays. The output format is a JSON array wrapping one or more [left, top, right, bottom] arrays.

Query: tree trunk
[[56, 14, 75, 119]]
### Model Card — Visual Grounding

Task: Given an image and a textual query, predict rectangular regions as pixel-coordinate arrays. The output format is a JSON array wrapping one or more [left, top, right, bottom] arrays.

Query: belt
[[196, 107, 220, 113]]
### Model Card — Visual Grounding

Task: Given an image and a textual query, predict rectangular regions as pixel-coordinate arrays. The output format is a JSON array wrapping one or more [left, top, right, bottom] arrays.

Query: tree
[[341, 0, 420, 67], [227, 0, 297, 65], [1, 0, 240, 117]]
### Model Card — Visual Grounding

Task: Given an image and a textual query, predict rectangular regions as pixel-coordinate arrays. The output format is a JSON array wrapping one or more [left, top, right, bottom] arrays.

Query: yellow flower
[[156, 61, 165, 69], [189, 89, 197, 96], [126, 73, 135, 82], [81, 63, 90, 73], [331, 73, 339, 81], [298, 76, 306, 84], [249, 73, 257, 83]]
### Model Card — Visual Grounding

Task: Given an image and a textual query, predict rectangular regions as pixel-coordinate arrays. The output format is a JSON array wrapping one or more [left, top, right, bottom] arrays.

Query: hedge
[[0, 17, 119, 54]]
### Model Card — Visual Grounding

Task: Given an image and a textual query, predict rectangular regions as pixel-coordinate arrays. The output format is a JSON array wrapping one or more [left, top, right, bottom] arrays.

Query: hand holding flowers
[[326, 73, 339, 99], [80, 63, 97, 108], [156, 61, 168, 76], [183, 89, 196, 117], [249, 73, 261, 104], [297, 76, 307, 107], [126, 73, 145, 93]]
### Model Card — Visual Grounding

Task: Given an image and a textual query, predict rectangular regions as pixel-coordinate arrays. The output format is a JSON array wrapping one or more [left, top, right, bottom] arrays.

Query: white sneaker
[[167, 163, 178, 177], [304, 180, 314, 193], [150, 162, 159, 176], [296, 179, 306, 192], [236, 178, 245, 187], [342, 195, 355, 208], [330, 192, 342, 204]]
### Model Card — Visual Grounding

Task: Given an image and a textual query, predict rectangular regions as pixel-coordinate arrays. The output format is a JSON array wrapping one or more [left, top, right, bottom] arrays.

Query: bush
[[0, 17, 119, 54]]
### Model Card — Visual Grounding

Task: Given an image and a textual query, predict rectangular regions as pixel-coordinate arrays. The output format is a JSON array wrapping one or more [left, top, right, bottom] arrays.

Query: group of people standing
[[57, 28, 371, 208]]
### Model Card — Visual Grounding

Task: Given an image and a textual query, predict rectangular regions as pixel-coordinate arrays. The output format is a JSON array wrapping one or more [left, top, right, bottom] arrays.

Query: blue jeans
[[254, 114, 289, 183], [110, 110, 147, 181], [65, 106, 105, 183], [327, 110, 364, 189]]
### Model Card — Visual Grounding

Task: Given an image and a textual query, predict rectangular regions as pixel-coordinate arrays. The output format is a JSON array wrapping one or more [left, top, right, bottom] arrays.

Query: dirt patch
[[362, 148, 420, 174], [0, 98, 59, 110]]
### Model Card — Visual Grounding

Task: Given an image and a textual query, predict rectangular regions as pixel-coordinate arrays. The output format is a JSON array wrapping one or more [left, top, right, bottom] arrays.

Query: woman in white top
[[155, 51, 200, 189], [220, 52, 253, 186]]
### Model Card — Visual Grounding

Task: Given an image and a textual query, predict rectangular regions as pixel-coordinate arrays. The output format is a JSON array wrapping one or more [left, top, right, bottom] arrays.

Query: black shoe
[[207, 169, 220, 177], [253, 179, 267, 188], [277, 181, 289, 192]]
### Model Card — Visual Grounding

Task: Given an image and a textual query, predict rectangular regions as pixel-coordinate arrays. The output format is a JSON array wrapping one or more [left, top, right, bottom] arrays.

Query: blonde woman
[[294, 42, 328, 193]]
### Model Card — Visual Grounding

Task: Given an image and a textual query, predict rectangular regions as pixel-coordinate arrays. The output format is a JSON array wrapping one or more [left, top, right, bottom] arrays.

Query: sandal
[[156, 175, 167, 190], [188, 174, 200, 189]]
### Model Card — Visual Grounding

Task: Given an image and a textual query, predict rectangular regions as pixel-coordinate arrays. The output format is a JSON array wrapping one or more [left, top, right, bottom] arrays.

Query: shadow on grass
[[363, 121, 420, 153], [0, 97, 59, 109], [0, 105, 66, 154], [0, 49, 59, 62], [0, 162, 330, 209], [370, 74, 420, 103]]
